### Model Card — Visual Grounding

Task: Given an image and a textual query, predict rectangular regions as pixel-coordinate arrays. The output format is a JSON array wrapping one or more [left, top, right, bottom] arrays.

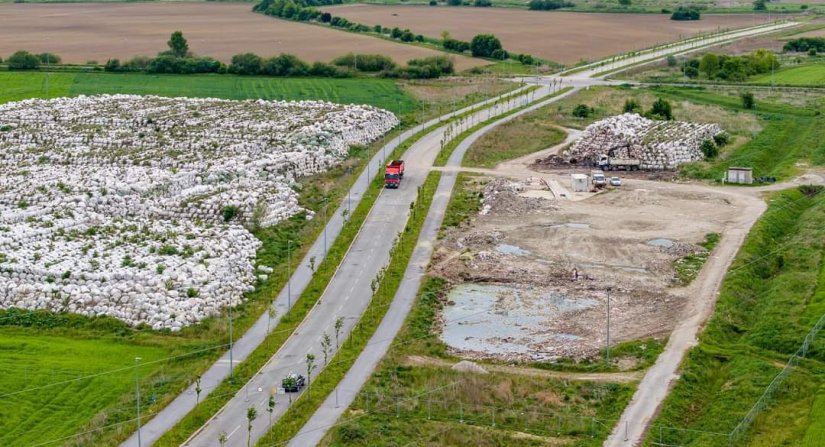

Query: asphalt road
[[119, 88, 530, 447], [174, 89, 538, 447]]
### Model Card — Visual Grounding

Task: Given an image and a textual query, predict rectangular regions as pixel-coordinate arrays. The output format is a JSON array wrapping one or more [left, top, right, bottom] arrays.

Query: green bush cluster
[[528, 0, 574, 10], [784, 37, 825, 53], [681, 49, 779, 81], [670, 6, 700, 20]]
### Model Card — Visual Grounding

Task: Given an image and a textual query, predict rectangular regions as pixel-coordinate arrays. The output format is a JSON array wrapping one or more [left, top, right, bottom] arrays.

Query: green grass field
[[646, 187, 825, 446], [751, 63, 825, 86], [0, 71, 417, 114]]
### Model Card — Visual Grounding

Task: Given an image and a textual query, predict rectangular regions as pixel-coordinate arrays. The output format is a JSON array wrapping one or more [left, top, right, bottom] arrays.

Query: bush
[[490, 48, 508, 60], [798, 184, 823, 197], [447, 0, 462, 5], [671, 6, 700, 20], [7, 50, 40, 70], [222, 205, 240, 222], [784, 37, 825, 53], [470, 33, 503, 58], [700, 139, 718, 159], [528, 0, 574, 9], [666, 54, 677, 67], [572, 104, 593, 118], [429, 0, 437, 4], [741, 91, 755, 109], [104, 58, 121, 72], [623, 99, 641, 113], [228, 53, 263, 75], [809, 48, 817, 56], [648, 98, 673, 120], [753, 0, 767, 10], [474, 0, 492, 5], [713, 132, 731, 147], [332, 53, 395, 72], [263, 54, 310, 76], [516, 53, 535, 65], [618, 0, 631, 5], [443, 38, 470, 53], [393, 55, 455, 79], [37, 52, 61, 64]]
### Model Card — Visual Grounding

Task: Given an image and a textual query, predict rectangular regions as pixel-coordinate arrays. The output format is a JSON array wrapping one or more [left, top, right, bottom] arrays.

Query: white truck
[[595, 154, 641, 171], [591, 170, 607, 188]]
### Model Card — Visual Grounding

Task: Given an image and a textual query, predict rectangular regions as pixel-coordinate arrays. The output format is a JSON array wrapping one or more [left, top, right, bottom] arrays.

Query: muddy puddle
[[495, 244, 530, 256], [441, 283, 597, 357]]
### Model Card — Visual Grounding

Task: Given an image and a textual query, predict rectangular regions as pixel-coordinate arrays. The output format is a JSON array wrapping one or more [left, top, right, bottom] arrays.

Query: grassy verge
[[674, 232, 721, 286], [433, 85, 565, 166], [258, 171, 441, 445], [463, 101, 568, 168], [647, 187, 825, 446], [320, 172, 636, 447]]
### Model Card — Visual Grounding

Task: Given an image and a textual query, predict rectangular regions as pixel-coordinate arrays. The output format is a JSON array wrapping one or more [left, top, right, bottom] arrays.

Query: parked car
[[282, 373, 306, 393], [609, 176, 622, 187]]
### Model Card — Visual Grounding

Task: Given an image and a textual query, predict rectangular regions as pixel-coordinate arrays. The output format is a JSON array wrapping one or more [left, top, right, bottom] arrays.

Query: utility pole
[[135, 357, 142, 447]]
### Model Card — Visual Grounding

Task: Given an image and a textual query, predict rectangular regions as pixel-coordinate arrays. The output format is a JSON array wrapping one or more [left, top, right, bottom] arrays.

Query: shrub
[[447, 0, 462, 5], [713, 132, 731, 147], [429, 0, 437, 4], [810, 48, 818, 56], [37, 52, 61, 64], [474, 0, 492, 5], [490, 48, 509, 60], [572, 104, 593, 118], [443, 38, 470, 53], [332, 53, 395, 72], [784, 37, 825, 53], [104, 58, 121, 72], [648, 98, 673, 120], [186, 288, 200, 298], [618, 0, 631, 5], [700, 139, 718, 159], [228, 53, 263, 75], [528, 0, 574, 10], [470, 33, 503, 58], [741, 92, 755, 109], [623, 99, 641, 113], [263, 54, 310, 76], [666, 54, 677, 67], [798, 184, 823, 197], [753, 0, 767, 10], [222, 205, 240, 222], [671, 6, 700, 20], [7, 50, 40, 70]]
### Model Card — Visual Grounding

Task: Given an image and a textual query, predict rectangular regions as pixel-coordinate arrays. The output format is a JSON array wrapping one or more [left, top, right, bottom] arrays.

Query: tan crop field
[[0, 3, 486, 70], [324, 5, 771, 64]]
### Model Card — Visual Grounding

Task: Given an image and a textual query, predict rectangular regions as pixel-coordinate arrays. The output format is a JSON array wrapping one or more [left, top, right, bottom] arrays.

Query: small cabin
[[726, 167, 753, 184], [571, 174, 589, 192]]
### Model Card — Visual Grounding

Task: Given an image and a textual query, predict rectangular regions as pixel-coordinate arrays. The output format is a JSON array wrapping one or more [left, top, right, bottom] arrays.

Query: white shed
[[571, 174, 589, 192], [726, 167, 753, 184]]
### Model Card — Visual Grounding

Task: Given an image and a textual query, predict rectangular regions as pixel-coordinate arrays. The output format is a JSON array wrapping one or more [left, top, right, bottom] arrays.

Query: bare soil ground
[[432, 166, 763, 361], [323, 5, 770, 64], [0, 3, 486, 69]]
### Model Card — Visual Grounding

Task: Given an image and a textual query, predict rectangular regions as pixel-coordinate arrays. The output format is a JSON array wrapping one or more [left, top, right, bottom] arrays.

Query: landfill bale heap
[[0, 95, 397, 330], [567, 113, 722, 170]]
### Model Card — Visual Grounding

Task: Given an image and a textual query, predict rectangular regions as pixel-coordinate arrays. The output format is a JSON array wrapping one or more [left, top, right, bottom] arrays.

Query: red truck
[[384, 160, 405, 188]]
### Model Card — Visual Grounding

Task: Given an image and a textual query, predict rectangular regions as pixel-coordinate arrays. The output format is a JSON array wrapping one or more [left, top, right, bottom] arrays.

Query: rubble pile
[[567, 113, 722, 170], [0, 95, 397, 329]]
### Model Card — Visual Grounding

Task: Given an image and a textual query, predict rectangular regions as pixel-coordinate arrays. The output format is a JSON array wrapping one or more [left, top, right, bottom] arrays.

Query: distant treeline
[[784, 37, 825, 53], [527, 0, 574, 10], [670, 6, 701, 20], [6, 32, 456, 79], [252, 0, 538, 64]]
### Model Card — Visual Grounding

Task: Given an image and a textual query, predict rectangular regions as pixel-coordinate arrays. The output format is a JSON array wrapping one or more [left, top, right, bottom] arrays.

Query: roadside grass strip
[[257, 172, 441, 446]]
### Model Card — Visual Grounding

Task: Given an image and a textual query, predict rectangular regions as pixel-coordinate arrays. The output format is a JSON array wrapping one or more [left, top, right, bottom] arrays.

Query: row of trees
[[5, 51, 62, 70], [252, 0, 534, 64], [784, 37, 825, 54], [681, 49, 779, 81]]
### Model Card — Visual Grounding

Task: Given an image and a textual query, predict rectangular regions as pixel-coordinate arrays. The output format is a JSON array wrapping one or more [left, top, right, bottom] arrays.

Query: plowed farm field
[[0, 3, 486, 70], [323, 5, 771, 64]]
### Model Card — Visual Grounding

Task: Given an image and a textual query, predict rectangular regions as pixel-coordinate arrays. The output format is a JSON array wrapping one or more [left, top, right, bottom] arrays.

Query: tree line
[[6, 32, 455, 79], [252, 0, 537, 65], [680, 49, 779, 81], [784, 37, 825, 55]]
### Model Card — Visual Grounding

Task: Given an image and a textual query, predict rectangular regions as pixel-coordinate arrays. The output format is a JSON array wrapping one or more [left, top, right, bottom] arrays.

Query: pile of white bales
[[0, 95, 398, 329]]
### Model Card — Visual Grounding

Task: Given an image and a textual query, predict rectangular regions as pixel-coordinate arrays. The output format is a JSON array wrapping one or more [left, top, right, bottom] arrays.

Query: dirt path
[[404, 355, 643, 384]]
